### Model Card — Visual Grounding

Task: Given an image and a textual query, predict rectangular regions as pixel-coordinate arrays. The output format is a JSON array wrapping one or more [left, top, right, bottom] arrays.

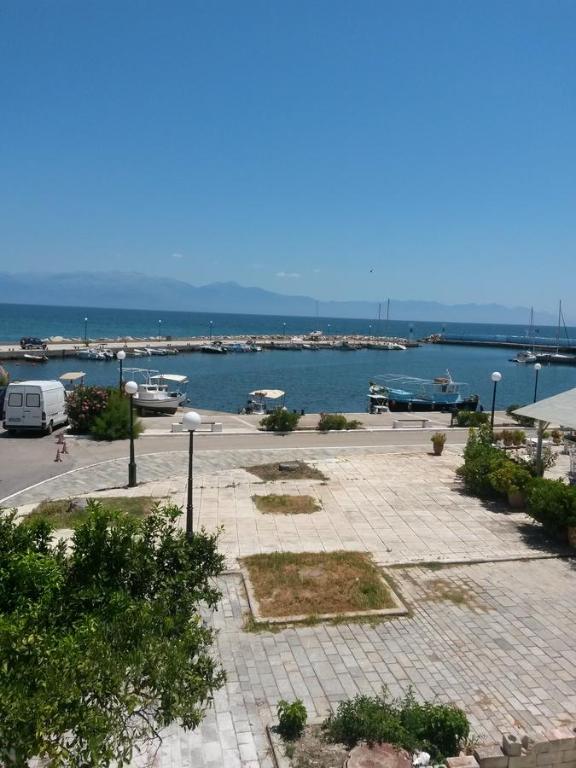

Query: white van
[[2, 381, 67, 434]]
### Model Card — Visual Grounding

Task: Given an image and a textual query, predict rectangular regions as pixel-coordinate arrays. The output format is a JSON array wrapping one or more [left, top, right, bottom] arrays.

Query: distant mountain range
[[0, 271, 562, 326]]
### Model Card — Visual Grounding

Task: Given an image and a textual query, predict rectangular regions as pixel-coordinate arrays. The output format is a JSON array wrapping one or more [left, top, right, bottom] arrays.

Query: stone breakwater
[[0, 334, 419, 360]]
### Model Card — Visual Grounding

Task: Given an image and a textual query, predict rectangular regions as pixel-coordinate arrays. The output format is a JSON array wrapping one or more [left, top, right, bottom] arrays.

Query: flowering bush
[[66, 386, 110, 433]]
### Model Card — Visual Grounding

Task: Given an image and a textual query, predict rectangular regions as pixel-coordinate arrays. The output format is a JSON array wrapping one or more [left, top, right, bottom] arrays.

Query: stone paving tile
[[129, 558, 576, 766]]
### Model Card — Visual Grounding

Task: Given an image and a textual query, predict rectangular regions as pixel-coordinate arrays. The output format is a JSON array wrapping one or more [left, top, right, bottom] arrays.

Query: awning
[[513, 388, 576, 430], [249, 389, 285, 399], [149, 374, 188, 384], [59, 372, 86, 382]]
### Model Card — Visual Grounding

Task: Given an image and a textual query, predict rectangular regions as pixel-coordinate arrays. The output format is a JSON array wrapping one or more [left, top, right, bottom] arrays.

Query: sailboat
[[537, 301, 576, 366], [512, 307, 538, 363]]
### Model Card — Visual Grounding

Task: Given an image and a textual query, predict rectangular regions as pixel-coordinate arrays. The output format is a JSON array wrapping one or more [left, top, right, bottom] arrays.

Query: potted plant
[[489, 462, 533, 508], [501, 429, 514, 448], [551, 429, 563, 445], [431, 432, 447, 456], [512, 429, 526, 447]]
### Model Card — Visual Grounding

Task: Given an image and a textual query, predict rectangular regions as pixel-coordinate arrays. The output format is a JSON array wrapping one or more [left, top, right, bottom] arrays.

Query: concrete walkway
[[5, 443, 576, 767]]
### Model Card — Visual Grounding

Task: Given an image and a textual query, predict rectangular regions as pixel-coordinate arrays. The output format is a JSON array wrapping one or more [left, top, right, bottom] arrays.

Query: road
[[0, 426, 470, 502]]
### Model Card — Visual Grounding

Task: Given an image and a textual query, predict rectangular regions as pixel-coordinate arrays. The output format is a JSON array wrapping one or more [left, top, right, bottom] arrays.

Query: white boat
[[23, 353, 48, 363], [240, 389, 285, 415], [125, 369, 189, 414], [513, 350, 538, 364]]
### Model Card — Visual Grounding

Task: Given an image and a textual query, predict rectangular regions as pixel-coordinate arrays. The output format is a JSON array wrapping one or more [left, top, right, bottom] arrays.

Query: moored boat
[[368, 371, 479, 413], [240, 389, 286, 415], [124, 369, 189, 413]]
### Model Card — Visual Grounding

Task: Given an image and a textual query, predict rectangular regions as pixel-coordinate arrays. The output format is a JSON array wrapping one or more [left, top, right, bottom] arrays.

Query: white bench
[[392, 418, 430, 429], [171, 422, 223, 433]]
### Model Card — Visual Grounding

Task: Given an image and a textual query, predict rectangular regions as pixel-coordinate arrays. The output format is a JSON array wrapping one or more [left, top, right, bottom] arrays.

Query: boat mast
[[385, 298, 390, 338], [377, 302, 382, 337]]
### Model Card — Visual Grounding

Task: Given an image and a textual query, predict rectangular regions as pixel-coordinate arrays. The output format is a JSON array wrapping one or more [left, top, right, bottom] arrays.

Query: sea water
[[1, 303, 575, 413]]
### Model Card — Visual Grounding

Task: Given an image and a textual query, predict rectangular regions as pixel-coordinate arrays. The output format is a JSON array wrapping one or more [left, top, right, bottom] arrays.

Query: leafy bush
[[260, 408, 301, 432], [456, 426, 508, 497], [488, 462, 533, 496], [431, 432, 447, 446], [323, 688, 469, 761], [277, 699, 307, 740], [317, 413, 361, 431], [506, 404, 534, 428], [512, 429, 526, 446], [526, 478, 576, 532], [455, 410, 488, 427], [66, 386, 110, 433], [0, 364, 9, 387], [0, 503, 225, 766], [90, 391, 143, 441], [551, 429, 563, 445], [501, 429, 515, 447]]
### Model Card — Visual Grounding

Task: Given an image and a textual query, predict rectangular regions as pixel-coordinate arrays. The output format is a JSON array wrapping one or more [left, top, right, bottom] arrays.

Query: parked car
[[20, 336, 48, 350]]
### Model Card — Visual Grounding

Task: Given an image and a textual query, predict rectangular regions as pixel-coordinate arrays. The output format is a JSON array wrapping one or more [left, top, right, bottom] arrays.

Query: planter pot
[[432, 443, 444, 456], [567, 527, 576, 548], [507, 490, 525, 509]]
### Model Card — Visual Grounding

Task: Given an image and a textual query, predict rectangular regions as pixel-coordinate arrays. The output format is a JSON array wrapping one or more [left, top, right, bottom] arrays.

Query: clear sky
[[1, 1, 574, 311]]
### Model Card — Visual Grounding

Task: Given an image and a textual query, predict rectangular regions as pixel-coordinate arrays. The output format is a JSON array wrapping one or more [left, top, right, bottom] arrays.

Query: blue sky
[[1, 1, 574, 310]]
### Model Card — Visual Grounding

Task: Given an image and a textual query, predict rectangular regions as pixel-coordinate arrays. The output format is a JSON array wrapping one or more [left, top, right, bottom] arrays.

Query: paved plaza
[[4, 445, 576, 766]]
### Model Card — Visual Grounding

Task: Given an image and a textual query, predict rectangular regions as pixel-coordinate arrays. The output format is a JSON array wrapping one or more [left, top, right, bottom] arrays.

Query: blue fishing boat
[[368, 371, 479, 413]]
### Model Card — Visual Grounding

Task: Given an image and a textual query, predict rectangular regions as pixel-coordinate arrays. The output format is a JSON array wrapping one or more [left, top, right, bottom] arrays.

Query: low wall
[[447, 729, 576, 768]]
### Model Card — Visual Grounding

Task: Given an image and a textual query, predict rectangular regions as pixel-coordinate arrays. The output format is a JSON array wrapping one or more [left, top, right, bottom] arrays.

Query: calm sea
[[1, 303, 575, 413]]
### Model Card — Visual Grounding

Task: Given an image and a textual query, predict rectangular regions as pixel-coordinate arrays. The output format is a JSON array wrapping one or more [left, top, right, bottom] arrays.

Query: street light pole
[[533, 363, 542, 403], [209, 321, 213, 340], [124, 381, 138, 487], [84, 316, 88, 345], [117, 350, 126, 391], [182, 411, 202, 538], [490, 371, 502, 432], [283, 322, 286, 338], [158, 319, 162, 338]]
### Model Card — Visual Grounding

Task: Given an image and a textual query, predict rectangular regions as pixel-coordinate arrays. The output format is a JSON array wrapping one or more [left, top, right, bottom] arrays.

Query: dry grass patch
[[28, 496, 159, 529], [242, 551, 396, 618], [253, 494, 321, 515], [245, 461, 327, 482]]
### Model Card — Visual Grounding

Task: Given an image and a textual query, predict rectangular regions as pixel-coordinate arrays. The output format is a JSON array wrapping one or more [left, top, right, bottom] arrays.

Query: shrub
[[501, 429, 515, 447], [455, 410, 488, 427], [551, 429, 563, 445], [0, 364, 9, 387], [488, 462, 533, 496], [317, 413, 361, 431], [506, 404, 534, 428], [512, 429, 526, 446], [323, 688, 469, 761], [277, 699, 307, 740], [66, 386, 110, 434], [526, 478, 576, 532], [457, 426, 508, 497], [260, 408, 301, 432], [431, 432, 446, 446], [90, 391, 143, 441]]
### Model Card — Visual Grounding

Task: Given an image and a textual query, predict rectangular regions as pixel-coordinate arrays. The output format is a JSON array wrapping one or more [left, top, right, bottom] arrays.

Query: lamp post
[[209, 320, 213, 340], [368, 324, 372, 337], [124, 380, 138, 487], [490, 371, 502, 432], [84, 316, 88, 345], [158, 319, 162, 339], [533, 363, 542, 403], [116, 350, 126, 391], [282, 322, 287, 338], [182, 411, 202, 538]]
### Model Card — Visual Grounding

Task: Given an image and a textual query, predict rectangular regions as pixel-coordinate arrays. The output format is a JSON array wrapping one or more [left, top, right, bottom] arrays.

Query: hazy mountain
[[0, 271, 561, 325]]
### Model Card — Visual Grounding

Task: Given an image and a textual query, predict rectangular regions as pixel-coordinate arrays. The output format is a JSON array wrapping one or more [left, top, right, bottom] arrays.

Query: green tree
[[91, 390, 143, 440], [0, 502, 225, 766]]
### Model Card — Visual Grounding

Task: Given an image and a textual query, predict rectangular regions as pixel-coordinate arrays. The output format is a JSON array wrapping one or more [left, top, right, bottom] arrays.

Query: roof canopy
[[59, 372, 86, 382], [513, 387, 576, 430], [249, 389, 285, 399], [149, 374, 188, 384]]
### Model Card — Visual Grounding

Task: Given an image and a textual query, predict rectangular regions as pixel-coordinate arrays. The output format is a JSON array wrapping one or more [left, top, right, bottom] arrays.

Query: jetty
[[0, 333, 419, 361], [422, 333, 576, 353]]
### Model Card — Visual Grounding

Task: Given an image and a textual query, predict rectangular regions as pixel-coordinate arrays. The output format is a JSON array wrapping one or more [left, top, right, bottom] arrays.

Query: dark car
[[20, 336, 47, 350]]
